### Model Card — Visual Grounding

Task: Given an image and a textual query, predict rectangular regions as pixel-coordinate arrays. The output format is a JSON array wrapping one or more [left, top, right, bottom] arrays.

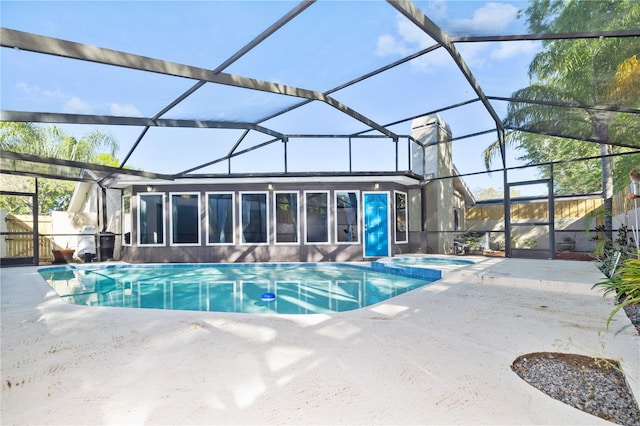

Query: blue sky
[[1, 0, 548, 196]]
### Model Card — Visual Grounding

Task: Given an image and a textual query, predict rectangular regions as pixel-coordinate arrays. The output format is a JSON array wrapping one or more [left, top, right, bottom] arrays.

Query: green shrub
[[590, 224, 635, 278], [593, 257, 640, 327]]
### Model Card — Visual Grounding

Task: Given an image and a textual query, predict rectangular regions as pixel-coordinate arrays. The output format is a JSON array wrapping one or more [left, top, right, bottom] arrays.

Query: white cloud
[[376, 14, 440, 71], [16, 82, 40, 95], [42, 88, 66, 100], [17, 82, 67, 101], [490, 40, 538, 60], [64, 96, 92, 114], [452, 2, 519, 34], [110, 103, 142, 117], [410, 48, 454, 72], [457, 43, 491, 68], [16, 81, 143, 117], [456, 40, 538, 71], [426, 0, 448, 20], [17, 82, 90, 112], [396, 14, 434, 49], [375, 3, 526, 71], [376, 13, 437, 57], [376, 33, 410, 57]]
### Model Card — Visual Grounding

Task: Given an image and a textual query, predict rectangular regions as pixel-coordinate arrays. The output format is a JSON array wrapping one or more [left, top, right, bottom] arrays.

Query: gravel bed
[[511, 305, 640, 426], [625, 303, 640, 335]]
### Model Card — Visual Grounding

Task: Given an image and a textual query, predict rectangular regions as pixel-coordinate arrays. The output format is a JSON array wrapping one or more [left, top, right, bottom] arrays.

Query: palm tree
[[0, 122, 119, 213], [483, 0, 640, 240], [0, 123, 118, 162]]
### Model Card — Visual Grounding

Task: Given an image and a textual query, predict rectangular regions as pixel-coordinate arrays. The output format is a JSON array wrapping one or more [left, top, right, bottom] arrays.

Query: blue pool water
[[391, 256, 474, 266], [39, 263, 436, 314]]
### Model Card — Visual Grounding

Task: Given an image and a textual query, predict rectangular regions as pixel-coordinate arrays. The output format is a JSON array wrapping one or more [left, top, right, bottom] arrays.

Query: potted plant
[[463, 232, 483, 255], [52, 237, 75, 264], [556, 236, 576, 252], [52, 247, 74, 264]]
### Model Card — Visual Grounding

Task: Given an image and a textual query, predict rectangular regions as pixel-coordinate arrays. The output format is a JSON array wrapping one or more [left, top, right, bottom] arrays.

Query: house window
[[240, 192, 268, 244], [453, 208, 460, 231], [395, 191, 408, 243], [336, 191, 359, 243], [170, 192, 200, 245], [305, 191, 329, 243], [122, 194, 132, 246], [275, 192, 299, 244], [138, 193, 165, 246], [207, 192, 234, 245]]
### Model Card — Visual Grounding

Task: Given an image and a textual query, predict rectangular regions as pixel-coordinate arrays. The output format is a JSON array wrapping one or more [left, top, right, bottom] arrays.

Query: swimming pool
[[39, 263, 436, 315]]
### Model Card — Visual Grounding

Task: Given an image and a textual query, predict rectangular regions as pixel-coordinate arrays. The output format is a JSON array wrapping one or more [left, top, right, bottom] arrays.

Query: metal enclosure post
[[504, 167, 511, 258], [548, 164, 556, 259], [348, 137, 352, 173], [33, 180, 39, 265], [283, 137, 288, 173]]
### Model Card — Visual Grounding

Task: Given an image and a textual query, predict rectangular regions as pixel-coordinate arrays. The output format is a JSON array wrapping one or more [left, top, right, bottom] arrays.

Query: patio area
[[1, 257, 638, 425]]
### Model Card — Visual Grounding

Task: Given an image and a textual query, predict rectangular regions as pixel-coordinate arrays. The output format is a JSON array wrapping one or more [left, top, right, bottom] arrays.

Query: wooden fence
[[3, 214, 53, 262], [466, 190, 631, 221]]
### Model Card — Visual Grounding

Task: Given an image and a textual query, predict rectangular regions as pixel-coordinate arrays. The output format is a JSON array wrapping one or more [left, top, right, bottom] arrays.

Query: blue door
[[363, 192, 389, 257]]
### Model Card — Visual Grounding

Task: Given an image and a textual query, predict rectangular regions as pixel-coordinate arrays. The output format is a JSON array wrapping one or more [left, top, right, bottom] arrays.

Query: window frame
[[334, 190, 360, 245], [169, 191, 201, 246], [137, 192, 166, 247], [205, 191, 235, 246], [239, 191, 269, 245], [394, 190, 408, 244], [304, 190, 330, 244], [274, 191, 300, 245], [122, 193, 132, 246]]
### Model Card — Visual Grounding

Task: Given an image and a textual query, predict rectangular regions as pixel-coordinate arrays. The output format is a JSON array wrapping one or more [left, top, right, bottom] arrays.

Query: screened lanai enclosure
[[1, 0, 639, 265]]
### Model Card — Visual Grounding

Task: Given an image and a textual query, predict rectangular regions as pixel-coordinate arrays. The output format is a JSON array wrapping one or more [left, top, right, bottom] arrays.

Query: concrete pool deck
[[1, 257, 638, 425]]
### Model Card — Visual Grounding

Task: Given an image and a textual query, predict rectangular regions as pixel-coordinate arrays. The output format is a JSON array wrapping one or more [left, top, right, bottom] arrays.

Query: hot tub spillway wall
[[371, 259, 442, 281]]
